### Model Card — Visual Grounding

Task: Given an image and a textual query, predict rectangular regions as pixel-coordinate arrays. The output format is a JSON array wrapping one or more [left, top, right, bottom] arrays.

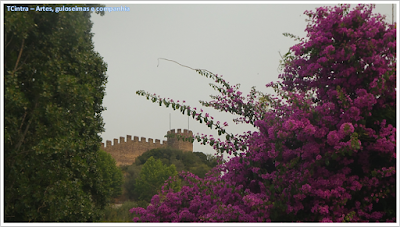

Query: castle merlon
[[167, 128, 193, 135], [101, 134, 168, 148], [101, 129, 194, 166]]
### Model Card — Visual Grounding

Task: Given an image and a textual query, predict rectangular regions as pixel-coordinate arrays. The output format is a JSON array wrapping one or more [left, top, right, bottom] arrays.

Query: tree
[[97, 149, 124, 200], [121, 164, 143, 201], [120, 148, 217, 202], [131, 4, 396, 222], [205, 153, 218, 168], [134, 157, 181, 203], [4, 4, 108, 221], [134, 148, 218, 177]]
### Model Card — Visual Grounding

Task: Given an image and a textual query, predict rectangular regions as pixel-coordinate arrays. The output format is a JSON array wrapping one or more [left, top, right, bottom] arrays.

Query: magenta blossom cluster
[[132, 4, 396, 222]]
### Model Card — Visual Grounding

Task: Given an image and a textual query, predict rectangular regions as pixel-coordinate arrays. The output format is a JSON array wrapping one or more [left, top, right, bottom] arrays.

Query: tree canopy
[[134, 157, 181, 203], [120, 148, 217, 203], [134, 148, 218, 177], [97, 149, 124, 200], [132, 4, 396, 222], [4, 4, 109, 221]]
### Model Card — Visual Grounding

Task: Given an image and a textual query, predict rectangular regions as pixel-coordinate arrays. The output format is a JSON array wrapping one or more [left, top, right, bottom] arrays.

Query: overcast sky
[[90, 2, 396, 157]]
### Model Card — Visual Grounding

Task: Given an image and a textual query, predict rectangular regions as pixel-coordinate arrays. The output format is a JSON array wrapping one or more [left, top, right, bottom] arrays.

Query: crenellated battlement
[[167, 128, 193, 135], [101, 135, 167, 149], [101, 129, 193, 166]]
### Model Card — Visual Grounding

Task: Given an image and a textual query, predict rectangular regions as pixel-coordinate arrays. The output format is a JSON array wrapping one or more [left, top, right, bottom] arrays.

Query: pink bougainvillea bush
[[132, 4, 396, 222]]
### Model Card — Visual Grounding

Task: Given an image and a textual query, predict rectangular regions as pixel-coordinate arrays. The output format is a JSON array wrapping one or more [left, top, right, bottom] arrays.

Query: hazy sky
[[90, 2, 396, 157]]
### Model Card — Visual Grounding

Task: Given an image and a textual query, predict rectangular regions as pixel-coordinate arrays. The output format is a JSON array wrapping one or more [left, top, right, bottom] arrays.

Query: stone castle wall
[[101, 129, 193, 166]]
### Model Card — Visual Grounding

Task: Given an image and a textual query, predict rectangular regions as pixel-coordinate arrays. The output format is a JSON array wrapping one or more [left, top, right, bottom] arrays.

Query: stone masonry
[[101, 129, 193, 166]]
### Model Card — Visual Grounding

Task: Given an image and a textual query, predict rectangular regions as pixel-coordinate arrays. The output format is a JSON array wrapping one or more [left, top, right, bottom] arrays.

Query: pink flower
[[327, 130, 340, 146], [302, 184, 312, 193], [304, 125, 316, 135], [323, 45, 335, 55], [339, 122, 355, 136], [319, 205, 329, 215], [284, 119, 299, 131], [321, 217, 333, 222]]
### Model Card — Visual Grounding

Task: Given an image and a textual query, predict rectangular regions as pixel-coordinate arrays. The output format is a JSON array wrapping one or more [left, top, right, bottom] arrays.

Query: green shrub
[[101, 200, 137, 222]]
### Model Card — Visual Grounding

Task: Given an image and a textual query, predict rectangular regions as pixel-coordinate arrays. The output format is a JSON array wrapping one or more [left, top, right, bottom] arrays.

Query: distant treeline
[[117, 147, 218, 206]]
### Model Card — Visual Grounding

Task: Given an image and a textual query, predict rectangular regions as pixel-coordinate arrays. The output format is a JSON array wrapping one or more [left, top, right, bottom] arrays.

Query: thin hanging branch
[[13, 39, 25, 73], [157, 58, 216, 76], [157, 58, 197, 71]]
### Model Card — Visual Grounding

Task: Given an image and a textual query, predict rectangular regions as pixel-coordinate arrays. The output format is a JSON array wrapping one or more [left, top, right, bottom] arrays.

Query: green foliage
[[101, 201, 138, 222], [135, 147, 218, 177], [4, 4, 108, 222], [122, 164, 142, 201], [97, 149, 124, 199], [119, 148, 217, 203], [134, 157, 181, 203]]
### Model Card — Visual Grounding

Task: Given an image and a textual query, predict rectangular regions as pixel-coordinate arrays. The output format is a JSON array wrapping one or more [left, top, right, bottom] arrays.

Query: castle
[[101, 129, 193, 166]]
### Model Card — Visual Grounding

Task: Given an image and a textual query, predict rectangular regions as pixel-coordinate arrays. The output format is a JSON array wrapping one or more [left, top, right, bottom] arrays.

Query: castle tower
[[101, 129, 193, 166], [167, 129, 193, 152]]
